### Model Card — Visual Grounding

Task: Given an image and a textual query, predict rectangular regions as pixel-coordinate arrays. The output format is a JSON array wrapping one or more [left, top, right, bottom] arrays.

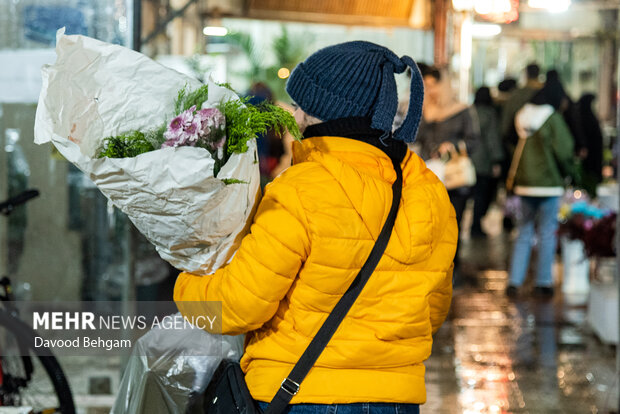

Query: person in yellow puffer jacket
[[174, 41, 457, 414]]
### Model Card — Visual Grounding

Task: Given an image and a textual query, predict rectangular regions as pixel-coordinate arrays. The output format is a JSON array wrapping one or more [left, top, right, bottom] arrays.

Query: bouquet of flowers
[[34, 29, 300, 275], [557, 190, 608, 242], [583, 212, 616, 258], [557, 190, 615, 258]]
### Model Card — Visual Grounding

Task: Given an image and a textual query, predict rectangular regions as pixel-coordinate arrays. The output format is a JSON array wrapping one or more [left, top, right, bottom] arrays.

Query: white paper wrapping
[[34, 29, 260, 275]]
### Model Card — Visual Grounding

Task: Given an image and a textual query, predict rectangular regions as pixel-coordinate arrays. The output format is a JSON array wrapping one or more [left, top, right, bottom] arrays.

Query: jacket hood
[[515, 103, 554, 139], [292, 136, 441, 266]]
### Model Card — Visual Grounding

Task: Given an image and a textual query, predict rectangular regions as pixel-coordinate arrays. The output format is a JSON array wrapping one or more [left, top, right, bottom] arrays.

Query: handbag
[[443, 141, 476, 190], [505, 136, 527, 193], [198, 157, 404, 414], [424, 158, 446, 183]]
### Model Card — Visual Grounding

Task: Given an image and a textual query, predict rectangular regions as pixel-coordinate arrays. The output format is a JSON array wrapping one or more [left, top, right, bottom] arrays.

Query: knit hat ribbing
[[286, 41, 424, 143]]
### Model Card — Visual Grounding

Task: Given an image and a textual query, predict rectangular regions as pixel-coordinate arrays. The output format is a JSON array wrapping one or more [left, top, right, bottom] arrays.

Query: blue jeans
[[508, 196, 561, 287], [257, 401, 420, 413]]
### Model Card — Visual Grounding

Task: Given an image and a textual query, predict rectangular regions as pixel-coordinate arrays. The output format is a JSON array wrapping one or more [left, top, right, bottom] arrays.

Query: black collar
[[303, 117, 407, 163]]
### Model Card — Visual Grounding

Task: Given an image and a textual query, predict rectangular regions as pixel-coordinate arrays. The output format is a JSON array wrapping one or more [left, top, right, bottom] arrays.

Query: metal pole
[[0, 108, 7, 277], [132, 0, 142, 52], [125, 0, 141, 303], [119, 0, 141, 376], [141, 0, 199, 47], [616, 38, 620, 414]]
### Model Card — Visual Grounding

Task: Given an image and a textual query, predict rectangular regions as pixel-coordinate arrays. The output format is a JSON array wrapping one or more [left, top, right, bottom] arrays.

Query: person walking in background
[[577, 93, 604, 197], [505, 80, 575, 299], [496, 78, 518, 110], [470, 87, 504, 238], [496, 78, 518, 175], [496, 78, 519, 232], [501, 63, 543, 147], [175, 41, 457, 413], [546, 70, 588, 160], [415, 65, 479, 284], [500, 66, 542, 233]]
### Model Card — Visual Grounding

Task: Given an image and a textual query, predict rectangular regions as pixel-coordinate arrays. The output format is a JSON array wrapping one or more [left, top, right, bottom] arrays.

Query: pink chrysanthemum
[[161, 106, 226, 150]]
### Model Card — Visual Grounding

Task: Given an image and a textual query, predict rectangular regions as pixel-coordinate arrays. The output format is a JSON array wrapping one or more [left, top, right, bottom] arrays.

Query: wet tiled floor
[[425, 223, 619, 414]]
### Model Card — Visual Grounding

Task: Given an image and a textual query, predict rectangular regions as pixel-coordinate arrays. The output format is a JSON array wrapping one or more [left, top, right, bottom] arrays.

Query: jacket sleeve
[[550, 112, 576, 181], [500, 99, 517, 140], [427, 200, 457, 335], [174, 178, 310, 335]]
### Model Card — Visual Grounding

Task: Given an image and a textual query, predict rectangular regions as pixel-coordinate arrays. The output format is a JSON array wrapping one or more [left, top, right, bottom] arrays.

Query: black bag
[[202, 360, 259, 413], [201, 158, 403, 414]]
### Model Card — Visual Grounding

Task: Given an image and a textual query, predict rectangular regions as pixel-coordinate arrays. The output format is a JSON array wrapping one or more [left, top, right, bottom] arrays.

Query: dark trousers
[[448, 187, 471, 276], [471, 174, 498, 235]]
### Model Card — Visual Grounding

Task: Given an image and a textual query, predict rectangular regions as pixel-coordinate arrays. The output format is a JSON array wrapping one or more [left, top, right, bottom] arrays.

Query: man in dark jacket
[[501, 63, 543, 147]]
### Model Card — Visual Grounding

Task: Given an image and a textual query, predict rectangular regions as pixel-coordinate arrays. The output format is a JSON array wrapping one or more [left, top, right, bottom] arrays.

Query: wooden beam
[[245, 9, 415, 28], [434, 0, 449, 66]]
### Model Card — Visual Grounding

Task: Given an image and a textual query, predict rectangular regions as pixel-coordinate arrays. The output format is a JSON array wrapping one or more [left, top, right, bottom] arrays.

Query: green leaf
[[217, 97, 302, 160], [221, 178, 247, 185], [174, 84, 209, 114], [97, 130, 156, 158]]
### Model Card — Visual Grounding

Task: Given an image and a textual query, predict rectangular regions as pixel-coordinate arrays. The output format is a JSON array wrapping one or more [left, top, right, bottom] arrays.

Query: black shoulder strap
[[264, 158, 403, 414]]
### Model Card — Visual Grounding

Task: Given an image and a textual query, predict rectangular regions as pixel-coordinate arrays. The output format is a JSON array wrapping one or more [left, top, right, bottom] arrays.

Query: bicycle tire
[[0, 310, 76, 414]]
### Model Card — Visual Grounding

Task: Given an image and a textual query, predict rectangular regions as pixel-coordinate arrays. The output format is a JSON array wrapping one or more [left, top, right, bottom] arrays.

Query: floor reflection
[[426, 225, 618, 414]]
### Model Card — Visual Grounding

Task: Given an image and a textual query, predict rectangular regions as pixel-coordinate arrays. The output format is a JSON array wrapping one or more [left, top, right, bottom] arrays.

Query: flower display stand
[[587, 280, 619, 344], [561, 237, 590, 295], [587, 258, 618, 344]]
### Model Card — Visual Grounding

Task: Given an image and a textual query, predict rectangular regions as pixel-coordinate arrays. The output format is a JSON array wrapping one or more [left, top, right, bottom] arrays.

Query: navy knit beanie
[[286, 40, 424, 143]]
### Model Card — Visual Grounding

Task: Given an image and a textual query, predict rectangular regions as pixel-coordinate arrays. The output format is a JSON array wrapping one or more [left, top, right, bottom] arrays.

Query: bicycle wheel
[[0, 310, 75, 414]]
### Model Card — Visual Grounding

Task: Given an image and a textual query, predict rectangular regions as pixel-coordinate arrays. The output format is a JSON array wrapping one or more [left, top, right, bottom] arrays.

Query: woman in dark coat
[[415, 66, 480, 284], [470, 87, 503, 237], [577, 93, 604, 197]]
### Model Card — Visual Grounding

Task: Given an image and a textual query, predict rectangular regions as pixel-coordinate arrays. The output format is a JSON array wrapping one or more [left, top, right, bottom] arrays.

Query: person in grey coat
[[470, 87, 504, 237], [415, 66, 480, 284]]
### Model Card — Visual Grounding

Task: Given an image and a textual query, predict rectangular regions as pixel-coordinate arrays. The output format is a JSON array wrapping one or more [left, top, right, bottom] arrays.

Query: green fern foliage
[[174, 84, 209, 114], [99, 130, 155, 158], [217, 98, 302, 156]]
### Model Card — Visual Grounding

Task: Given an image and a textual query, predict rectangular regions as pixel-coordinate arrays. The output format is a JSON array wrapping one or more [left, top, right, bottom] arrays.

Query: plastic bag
[[111, 313, 244, 414], [34, 29, 260, 275]]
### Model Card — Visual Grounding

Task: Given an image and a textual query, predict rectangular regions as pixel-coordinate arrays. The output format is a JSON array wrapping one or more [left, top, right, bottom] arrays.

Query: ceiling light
[[474, 0, 493, 14], [497, 0, 512, 13], [203, 26, 228, 37], [277, 67, 290, 79], [471, 23, 502, 37], [453, 0, 475, 11]]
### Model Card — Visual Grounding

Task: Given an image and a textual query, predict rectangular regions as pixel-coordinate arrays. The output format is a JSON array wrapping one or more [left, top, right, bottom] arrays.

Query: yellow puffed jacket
[[174, 136, 457, 404]]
